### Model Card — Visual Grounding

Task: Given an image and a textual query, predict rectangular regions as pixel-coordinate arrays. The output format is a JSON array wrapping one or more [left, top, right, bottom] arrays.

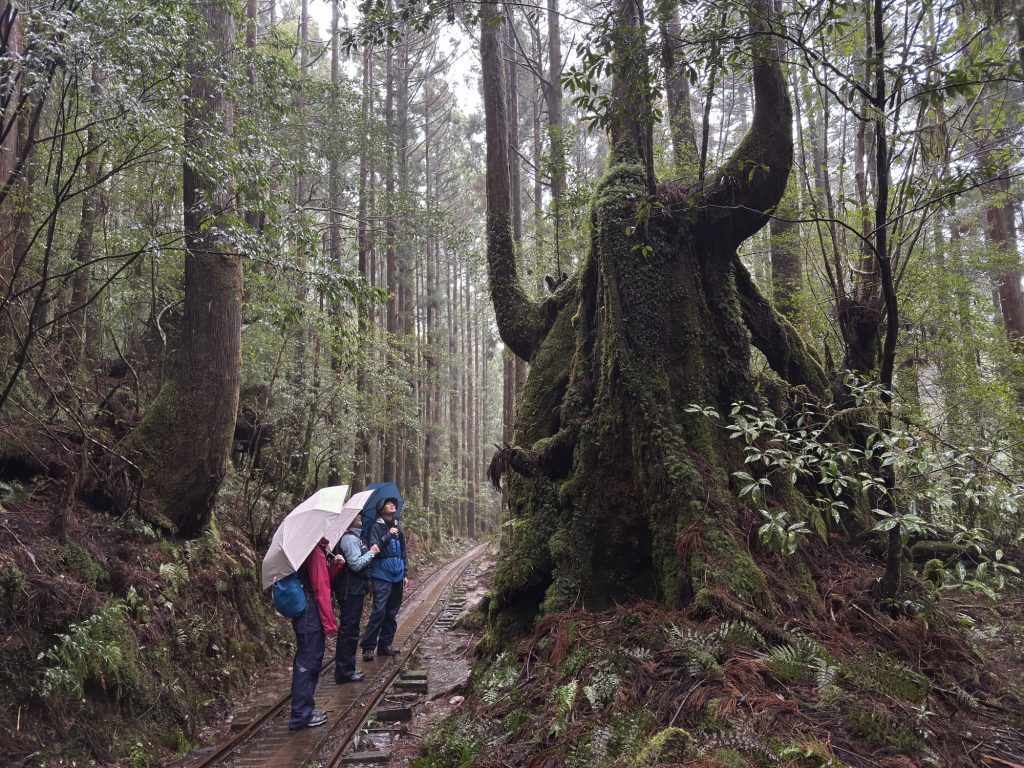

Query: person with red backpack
[[288, 537, 342, 730]]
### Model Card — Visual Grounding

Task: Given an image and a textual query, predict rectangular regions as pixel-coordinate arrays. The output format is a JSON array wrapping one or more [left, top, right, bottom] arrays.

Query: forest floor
[[411, 538, 1024, 768], [4, 453, 1024, 768]]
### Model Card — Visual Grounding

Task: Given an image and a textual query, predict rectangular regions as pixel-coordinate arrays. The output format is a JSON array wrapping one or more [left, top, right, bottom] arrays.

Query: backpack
[[271, 545, 322, 618], [272, 572, 306, 618]]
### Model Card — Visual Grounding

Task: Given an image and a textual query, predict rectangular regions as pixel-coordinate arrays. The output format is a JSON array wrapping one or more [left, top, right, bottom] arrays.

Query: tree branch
[[481, 0, 552, 361], [733, 260, 829, 400], [694, 0, 793, 254]]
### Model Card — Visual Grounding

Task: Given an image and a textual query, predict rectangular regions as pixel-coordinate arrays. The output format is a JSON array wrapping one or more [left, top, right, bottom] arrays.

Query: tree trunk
[[383, 42, 399, 482], [658, 3, 698, 174], [770, 198, 801, 321], [482, 0, 820, 639], [351, 45, 375, 490], [60, 66, 103, 376], [546, 0, 565, 273], [122, 0, 242, 536]]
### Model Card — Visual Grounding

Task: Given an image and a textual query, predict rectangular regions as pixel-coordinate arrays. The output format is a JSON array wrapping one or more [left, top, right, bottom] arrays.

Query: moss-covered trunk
[[482, 0, 826, 642]]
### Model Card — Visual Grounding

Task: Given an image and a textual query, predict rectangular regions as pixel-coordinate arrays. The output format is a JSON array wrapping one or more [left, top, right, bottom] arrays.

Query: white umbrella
[[261, 484, 350, 590]]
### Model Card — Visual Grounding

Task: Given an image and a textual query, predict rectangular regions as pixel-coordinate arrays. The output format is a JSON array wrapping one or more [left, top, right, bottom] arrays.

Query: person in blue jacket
[[331, 512, 379, 683], [360, 497, 407, 660]]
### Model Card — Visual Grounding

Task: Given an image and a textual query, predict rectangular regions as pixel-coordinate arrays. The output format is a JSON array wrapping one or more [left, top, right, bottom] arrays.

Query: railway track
[[180, 543, 488, 768]]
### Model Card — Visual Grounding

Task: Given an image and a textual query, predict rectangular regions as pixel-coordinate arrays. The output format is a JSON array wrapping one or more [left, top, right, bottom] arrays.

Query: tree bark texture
[[481, 0, 824, 638], [121, 0, 242, 537]]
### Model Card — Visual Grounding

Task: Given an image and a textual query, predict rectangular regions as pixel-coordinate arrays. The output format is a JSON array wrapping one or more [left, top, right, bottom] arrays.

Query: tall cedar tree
[[118, 0, 243, 536]]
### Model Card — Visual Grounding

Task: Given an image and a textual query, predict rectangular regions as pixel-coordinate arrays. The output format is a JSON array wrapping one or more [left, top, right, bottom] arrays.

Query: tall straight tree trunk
[[546, 0, 565, 273], [286, 0, 312, 493], [60, 66, 103, 375], [422, 79, 434, 519], [395, 37, 415, 492], [447, 249, 459, 534], [658, 4, 698, 174], [383, 42, 399, 482], [326, 0, 343, 486], [0, 0, 21, 338], [461, 266, 471, 532], [351, 45, 375, 489], [985, 174, 1024, 342], [121, 0, 243, 536], [468, 285, 478, 537]]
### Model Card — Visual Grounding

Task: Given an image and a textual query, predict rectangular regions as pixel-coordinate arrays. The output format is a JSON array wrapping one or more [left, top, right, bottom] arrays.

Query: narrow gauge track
[[183, 543, 487, 768]]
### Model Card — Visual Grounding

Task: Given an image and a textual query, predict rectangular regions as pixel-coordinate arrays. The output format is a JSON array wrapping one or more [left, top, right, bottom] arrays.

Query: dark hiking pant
[[289, 597, 325, 729], [333, 583, 367, 680], [361, 578, 404, 653]]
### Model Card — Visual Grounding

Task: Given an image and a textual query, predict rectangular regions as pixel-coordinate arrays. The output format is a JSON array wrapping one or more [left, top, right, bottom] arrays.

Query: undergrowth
[[418, 539, 1023, 768]]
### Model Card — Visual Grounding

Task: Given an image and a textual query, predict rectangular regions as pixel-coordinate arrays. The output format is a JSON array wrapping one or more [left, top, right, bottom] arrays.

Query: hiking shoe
[[362, 650, 375, 661], [377, 647, 399, 657], [335, 671, 365, 683], [289, 710, 327, 730], [307, 710, 327, 728]]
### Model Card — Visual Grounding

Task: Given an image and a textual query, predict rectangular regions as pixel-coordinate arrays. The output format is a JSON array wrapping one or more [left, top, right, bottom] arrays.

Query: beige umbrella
[[261, 485, 350, 590]]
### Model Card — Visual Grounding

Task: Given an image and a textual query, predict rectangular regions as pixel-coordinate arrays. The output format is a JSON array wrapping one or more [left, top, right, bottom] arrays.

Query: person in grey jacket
[[331, 512, 379, 683]]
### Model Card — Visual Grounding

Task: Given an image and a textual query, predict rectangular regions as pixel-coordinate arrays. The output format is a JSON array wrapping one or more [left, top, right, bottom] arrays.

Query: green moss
[[775, 739, 846, 767], [628, 727, 692, 766], [58, 542, 109, 588], [788, 560, 820, 608], [694, 527, 774, 613], [922, 558, 945, 585], [502, 707, 530, 735], [609, 708, 659, 760], [0, 563, 28, 615]]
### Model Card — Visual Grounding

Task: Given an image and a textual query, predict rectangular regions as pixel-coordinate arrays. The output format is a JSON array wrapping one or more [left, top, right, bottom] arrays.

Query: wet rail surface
[[180, 543, 488, 768]]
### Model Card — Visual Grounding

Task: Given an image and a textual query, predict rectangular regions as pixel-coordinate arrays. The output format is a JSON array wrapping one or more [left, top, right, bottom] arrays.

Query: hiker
[[360, 497, 408, 660], [332, 511, 380, 683], [289, 537, 342, 730]]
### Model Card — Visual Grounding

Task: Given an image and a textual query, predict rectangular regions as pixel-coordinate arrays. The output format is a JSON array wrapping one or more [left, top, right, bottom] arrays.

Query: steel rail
[[184, 542, 486, 768], [321, 544, 484, 767]]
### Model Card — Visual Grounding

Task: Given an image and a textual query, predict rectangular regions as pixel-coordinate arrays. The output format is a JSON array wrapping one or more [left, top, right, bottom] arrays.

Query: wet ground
[[176, 547, 495, 767], [353, 551, 495, 766]]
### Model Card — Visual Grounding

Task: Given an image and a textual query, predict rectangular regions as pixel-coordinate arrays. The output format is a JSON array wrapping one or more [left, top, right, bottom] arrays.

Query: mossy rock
[[628, 727, 693, 766]]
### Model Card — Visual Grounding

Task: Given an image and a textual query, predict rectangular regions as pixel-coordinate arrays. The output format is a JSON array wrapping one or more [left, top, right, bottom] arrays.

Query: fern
[[482, 652, 520, 704], [549, 680, 578, 738], [840, 652, 929, 704], [762, 644, 811, 683], [667, 624, 722, 676], [716, 619, 766, 650], [38, 601, 136, 698], [942, 677, 979, 709], [583, 660, 620, 712]]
